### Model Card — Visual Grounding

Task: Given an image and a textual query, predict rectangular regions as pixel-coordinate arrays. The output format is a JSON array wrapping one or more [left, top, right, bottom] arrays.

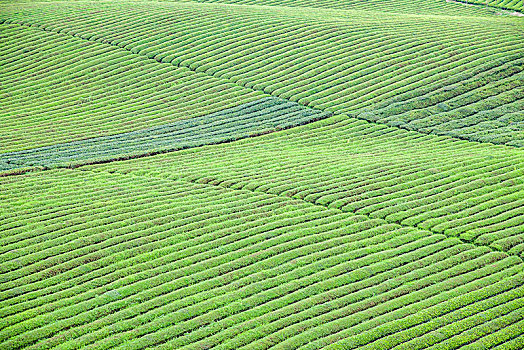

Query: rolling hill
[[1, 0, 523, 349]]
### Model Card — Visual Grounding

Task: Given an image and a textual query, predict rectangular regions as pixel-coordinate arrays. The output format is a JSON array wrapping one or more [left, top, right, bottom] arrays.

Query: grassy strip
[[0, 97, 330, 171]]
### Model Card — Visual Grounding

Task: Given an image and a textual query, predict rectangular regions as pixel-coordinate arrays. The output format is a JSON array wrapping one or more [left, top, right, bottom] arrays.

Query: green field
[[1, 0, 523, 349], [460, 0, 523, 12]]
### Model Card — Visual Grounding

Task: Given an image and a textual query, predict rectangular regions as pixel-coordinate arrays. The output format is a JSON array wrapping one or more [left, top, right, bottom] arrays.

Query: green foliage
[[0, 97, 330, 170], [1, 171, 523, 349], [459, 0, 524, 12], [91, 114, 524, 256], [1, 0, 522, 147], [0, 0, 523, 349], [0, 23, 263, 153]]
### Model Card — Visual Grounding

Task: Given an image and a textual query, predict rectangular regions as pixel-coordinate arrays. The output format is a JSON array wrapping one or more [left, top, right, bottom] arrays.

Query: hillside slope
[[1, 0, 510, 15], [1, 0, 523, 349], [1, 1, 523, 148], [2, 168, 524, 349]]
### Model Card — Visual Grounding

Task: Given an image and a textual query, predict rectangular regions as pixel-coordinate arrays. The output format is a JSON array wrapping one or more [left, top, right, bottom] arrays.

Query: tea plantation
[[1, 0, 523, 349]]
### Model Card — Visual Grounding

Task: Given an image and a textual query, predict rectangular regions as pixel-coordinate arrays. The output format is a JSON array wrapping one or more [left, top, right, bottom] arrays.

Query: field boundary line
[[73, 167, 524, 261], [0, 97, 331, 172], [1, 18, 521, 149]]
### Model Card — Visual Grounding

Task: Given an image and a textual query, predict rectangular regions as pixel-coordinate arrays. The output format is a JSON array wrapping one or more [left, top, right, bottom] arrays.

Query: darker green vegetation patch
[[0, 97, 331, 171], [355, 57, 524, 147], [3, 1, 523, 148]]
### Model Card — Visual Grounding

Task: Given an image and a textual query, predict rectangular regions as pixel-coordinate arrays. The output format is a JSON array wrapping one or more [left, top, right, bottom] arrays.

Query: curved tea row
[[0, 23, 263, 153], [0, 170, 523, 349], [89, 115, 524, 257], [0, 97, 330, 171], [1, 0, 522, 146]]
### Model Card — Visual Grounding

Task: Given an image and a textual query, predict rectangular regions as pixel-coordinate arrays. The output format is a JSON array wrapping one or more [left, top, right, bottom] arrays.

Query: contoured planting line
[[78, 157, 524, 260], [1, 169, 523, 349], [1, 9, 522, 148], [84, 114, 524, 258], [0, 98, 331, 171]]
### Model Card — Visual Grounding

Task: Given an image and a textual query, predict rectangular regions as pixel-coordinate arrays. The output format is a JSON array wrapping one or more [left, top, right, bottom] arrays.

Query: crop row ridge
[[74, 167, 524, 262], [1, 18, 520, 151]]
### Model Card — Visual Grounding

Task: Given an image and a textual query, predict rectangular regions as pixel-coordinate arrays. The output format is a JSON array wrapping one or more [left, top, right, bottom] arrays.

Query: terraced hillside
[[0, 23, 265, 152], [88, 116, 524, 258], [7, 0, 520, 15], [461, 0, 523, 12], [2, 170, 524, 349], [1, 0, 524, 349], [174, 0, 524, 13], [1, 0, 523, 146]]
